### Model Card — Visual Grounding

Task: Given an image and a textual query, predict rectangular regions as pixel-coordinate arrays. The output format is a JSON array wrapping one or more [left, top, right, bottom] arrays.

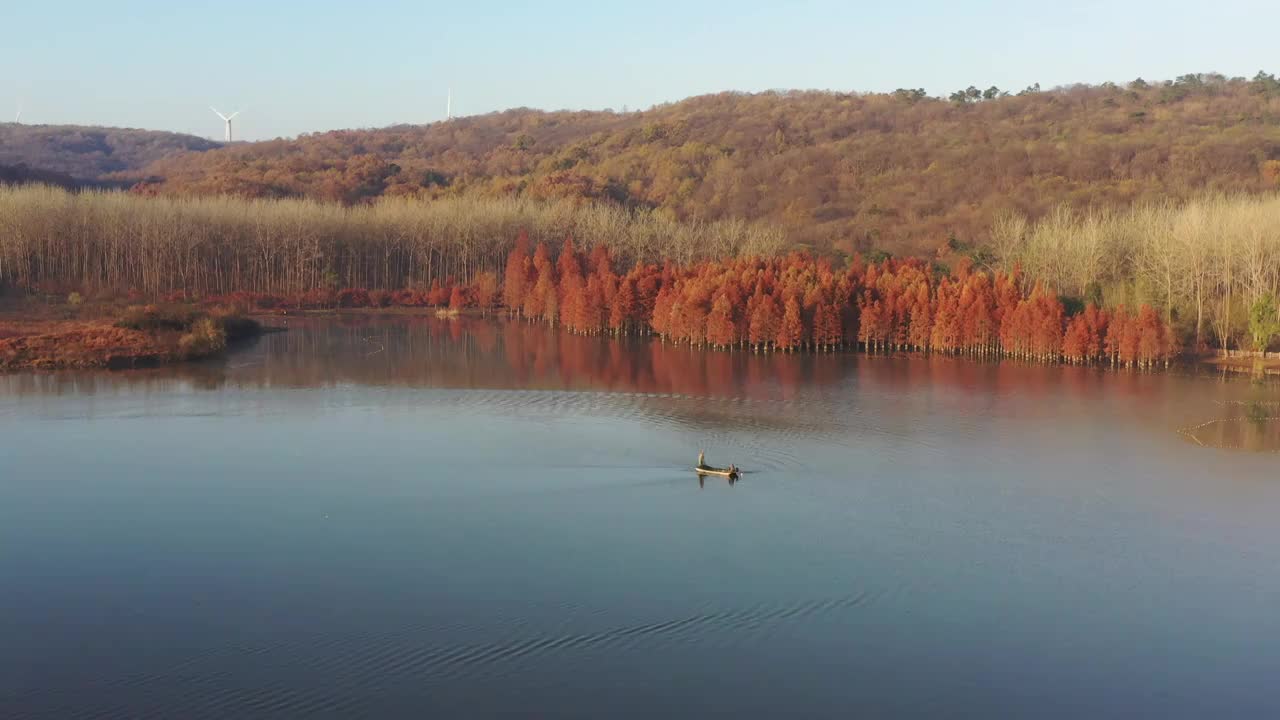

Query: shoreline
[[0, 301, 274, 372], [3, 300, 1277, 376], [1200, 353, 1280, 369]]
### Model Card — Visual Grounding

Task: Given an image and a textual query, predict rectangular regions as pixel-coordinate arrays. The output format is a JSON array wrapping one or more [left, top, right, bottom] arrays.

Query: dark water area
[[2, 314, 1278, 719]]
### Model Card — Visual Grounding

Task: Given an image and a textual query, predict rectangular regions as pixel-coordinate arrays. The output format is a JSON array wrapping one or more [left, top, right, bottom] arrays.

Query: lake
[[2, 314, 1278, 718]]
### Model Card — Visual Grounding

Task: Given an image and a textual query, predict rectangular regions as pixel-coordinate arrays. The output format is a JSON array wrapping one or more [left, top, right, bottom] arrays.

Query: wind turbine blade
[[227, 111, 240, 120], [210, 106, 228, 121]]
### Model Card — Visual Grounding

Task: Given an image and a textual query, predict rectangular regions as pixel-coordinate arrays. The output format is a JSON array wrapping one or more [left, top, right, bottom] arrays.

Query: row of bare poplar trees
[[993, 194, 1280, 352], [0, 185, 785, 297]]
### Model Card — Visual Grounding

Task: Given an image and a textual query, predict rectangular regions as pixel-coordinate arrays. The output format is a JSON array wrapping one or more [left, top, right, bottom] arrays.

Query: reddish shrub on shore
[[297, 288, 335, 309], [391, 289, 421, 307], [426, 280, 449, 306], [449, 286, 469, 310], [254, 294, 286, 310], [337, 288, 372, 308]]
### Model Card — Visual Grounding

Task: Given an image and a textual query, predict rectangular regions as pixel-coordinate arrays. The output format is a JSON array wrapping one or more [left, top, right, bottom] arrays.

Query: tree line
[[992, 194, 1280, 354], [0, 185, 783, 297], [495, 239, 1175, 368], [189, 235, 1183, 370], [2, 184, 1275, 361]]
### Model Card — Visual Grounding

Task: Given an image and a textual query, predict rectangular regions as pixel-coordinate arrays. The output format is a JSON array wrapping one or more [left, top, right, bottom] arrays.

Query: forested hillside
[[0, 163, 80, 189], [135, 72, 1280, 255], [0, 124, 220, 181]]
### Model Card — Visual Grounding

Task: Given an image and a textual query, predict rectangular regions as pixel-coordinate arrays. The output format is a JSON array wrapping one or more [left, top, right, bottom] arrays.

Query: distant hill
[[133, 72, 1280, 255], [0, 123, 221, 181], [0, 162, 82, 189]]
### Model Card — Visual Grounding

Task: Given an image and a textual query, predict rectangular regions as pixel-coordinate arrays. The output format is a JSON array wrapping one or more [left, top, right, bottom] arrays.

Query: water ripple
[[3, 591, 880, 718]]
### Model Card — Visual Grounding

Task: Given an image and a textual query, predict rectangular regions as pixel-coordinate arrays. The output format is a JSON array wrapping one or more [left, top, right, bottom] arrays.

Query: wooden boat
[[694, 452, 739, 480], [695, 466, 739, 479]]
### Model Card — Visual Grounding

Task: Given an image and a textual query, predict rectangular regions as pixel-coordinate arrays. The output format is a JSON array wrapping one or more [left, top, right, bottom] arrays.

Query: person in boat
[[697, 450, 707, 469]]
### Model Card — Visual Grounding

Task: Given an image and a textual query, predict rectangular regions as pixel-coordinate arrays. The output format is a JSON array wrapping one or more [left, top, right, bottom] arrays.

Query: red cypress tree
[[472, 272, 499, 313], [1063, 316, 1089, 363], [1136, 304, 1168, 368], [858, 297, 881, 350], [532, 241, 551, 270], [810, 300, 833, 349], [558, 236, 581, 284], [931, 280, 959, 353], [633, 266, 662, 322], [802, 284, 824, 348], [524, 245, 553, 321], [706, 292, 736, 348], [1104, 306, 1128, 365], [1030, 286, 1064, 361], [680, 299, 708, 346], [1083, 304, 1109, 361], [749, 293, 778, 350], [666, 298, 687, 343], [582, 275, 605, 334], [610, 277, 637, 334], [1002, 299, 1031, 358], [907, 282, 932, 351], [776, 295, 803, 351], [994, 270, 1022, 339], [1119, 308, 1141, 367], [589, 244, 612, 277], [720, 283, 747, 346], [542, 282, 559, 326], [961, 275, 997, 354], [824, 297, 845, 348], [651, 285, 675, 338], [523, 277, 545, 320], [503, 230, 531, 315], [560, 274, 585, 331]]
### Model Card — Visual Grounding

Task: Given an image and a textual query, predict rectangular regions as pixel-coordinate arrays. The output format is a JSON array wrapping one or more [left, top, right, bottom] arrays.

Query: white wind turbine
[[14, 99, 22, 124], [446, 88, 453, 120], [210, 106, 241, 142]]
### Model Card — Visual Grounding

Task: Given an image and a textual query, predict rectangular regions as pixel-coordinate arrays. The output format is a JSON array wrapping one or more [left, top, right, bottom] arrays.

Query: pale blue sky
[[3, 0, 1276, 140]]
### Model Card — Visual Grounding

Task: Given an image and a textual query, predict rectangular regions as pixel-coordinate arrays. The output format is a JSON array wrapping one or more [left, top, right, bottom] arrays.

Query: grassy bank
[[0, 300, 266, 371]]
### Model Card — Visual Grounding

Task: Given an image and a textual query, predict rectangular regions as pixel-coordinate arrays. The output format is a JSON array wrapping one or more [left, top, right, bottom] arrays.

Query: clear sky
[[3, 0, 1277, 140]]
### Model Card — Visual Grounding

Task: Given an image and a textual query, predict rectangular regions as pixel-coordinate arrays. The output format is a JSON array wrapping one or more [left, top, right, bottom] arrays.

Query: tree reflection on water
[[3, 314, 1278, 453]]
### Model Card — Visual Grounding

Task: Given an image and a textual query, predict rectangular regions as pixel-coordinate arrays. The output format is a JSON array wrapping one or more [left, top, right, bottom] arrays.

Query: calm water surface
[[2, 315, 1278, 718]]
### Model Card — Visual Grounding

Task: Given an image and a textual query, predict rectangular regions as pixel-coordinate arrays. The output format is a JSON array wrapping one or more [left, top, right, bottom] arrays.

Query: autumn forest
[[128, 72, 1280, 257], [2, 72, 1280, 368]]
